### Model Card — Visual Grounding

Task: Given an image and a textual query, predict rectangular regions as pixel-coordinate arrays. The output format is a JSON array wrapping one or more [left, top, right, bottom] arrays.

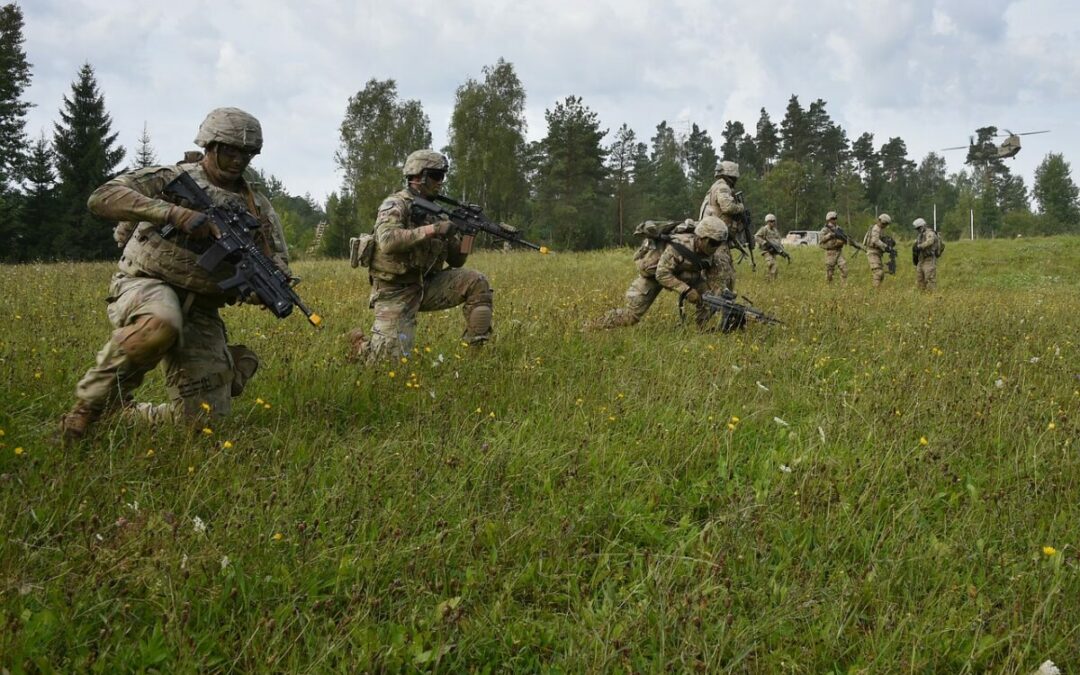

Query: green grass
[[1, 237, 1078, 672]]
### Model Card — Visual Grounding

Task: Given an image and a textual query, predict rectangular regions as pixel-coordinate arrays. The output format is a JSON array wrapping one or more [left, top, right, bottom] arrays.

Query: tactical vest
[[369, 189, 451, 283], [118, 163, 273, 299]]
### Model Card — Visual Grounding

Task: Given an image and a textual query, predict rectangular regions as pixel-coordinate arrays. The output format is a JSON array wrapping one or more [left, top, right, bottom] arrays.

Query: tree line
[[3, 3, 1079, 263]]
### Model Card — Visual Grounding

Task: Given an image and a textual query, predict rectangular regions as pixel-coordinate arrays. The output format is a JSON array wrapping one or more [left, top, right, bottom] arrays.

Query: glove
[[432, 219, 455, 236], [684, 288, 702, 305], [167, 205, 219, 239]]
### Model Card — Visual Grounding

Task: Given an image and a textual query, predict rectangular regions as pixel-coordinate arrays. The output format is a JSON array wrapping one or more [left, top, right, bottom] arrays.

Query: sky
[[19, 0, 1080, 207]]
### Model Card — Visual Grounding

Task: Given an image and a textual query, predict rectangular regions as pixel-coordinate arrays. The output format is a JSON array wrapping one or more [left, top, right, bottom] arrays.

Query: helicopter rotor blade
[[940, 145, 968, 151], [1016, 130, 1050, 136]]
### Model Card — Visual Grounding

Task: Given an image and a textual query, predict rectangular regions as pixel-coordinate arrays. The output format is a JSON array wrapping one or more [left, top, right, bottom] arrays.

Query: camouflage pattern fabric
[[755, 224, 781, 280], [818, 225, 844, 251], [866, 223, 888, 287], [699, 179, 744, 290], [74, 275, 255, 421], [368, 187, 465, 284], [824, 249, 848, 282], [915, 228, 941, 291], [356, 268, 493, 361]]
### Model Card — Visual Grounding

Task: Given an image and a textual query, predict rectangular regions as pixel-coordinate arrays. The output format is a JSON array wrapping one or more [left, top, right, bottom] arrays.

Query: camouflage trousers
[[867, 251, 885, 287], [713, 245, 736, 291], [590, 274, 711, 329], [916, 257, 937, 290], [354, 267, 493, 362], [824, 249, 847, 282], [761, 251, 778, 280], [74, 275, 258, 422]]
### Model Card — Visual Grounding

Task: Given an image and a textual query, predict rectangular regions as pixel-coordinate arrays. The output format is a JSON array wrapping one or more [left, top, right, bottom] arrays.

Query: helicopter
[[942, 128, 1050, 161]]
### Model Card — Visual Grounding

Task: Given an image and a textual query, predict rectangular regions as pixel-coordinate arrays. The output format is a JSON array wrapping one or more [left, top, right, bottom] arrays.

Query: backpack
[[632, 220, 695, 277], [934, 234, 945, 258]]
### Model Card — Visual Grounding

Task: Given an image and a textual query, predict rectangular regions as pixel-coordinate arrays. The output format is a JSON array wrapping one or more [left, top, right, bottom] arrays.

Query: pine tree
[[754, 108, 780, 172], [0, 2, 32, 191], [534, 96, 609, 249], [10, 133, 57, 261], [133, 122, 157, 168], [1033, 153, 1080, 232], [682, 123, 717, 210], [647, 121, 689, 220], [607, 123, 638, 246], [52, 63, 126, 260], [779, 95, 810, 162]]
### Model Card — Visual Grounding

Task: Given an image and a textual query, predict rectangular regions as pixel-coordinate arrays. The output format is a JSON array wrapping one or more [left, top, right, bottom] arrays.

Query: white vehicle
[[782, 230, 821, 247]]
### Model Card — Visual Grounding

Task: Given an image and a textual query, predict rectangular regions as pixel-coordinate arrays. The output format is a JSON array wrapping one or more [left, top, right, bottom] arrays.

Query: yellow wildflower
[[146, 449, 155, 457], [272, 532, 283, 541], [14, 447, 24, 456], [202, 427, 213, 436], [1047, 422, 1056, 430], [200, 402, 211, 412], [188, 466, 195, 474], [223, 441, 233, 449], [388, 371, 396, 378], [1043, 546, 1057, 556], [919, 436, 928, 446], [255, 397, 265, 405]]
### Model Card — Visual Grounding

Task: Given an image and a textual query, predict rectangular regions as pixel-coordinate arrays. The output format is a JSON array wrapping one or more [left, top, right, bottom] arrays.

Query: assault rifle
[[411, 194, 547, 253], [762, 240, 791, 263], [678, 288, 783, 332], [830, 224, 865, 251], [161, 172, 322, 327], [732, 192, 757, 270], [911, 241, 919, 267], [880, 234, 897, 275]]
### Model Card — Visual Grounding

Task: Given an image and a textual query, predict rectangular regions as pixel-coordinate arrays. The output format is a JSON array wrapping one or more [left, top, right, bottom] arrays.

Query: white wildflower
[[756, 381, 770, 392], [1035, 660, 1061, 675], [995, 378, 1005, 388], [181, 554, 188, 570], [1029, 357, 1040, 364], [818, 427, 826, 444], [773, 417, 789, 427], [192, 516, 207, 534], [220, 556, 230, 570], [780, 464, 793, 474], [126, 500, 139, 511], [732, 365, 742, 372]]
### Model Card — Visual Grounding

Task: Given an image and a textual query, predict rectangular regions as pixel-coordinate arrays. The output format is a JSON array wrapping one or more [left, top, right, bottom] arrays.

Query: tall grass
[[1, 237, 1077, 672]]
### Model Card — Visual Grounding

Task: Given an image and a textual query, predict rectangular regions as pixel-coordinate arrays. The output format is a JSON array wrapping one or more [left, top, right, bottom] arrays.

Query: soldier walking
[[818, 211, 849, 283], [754, 214, 783, 280], [912, 218, 944, 290], [698, 160, 744, 291], [864, 213, 893, 288]]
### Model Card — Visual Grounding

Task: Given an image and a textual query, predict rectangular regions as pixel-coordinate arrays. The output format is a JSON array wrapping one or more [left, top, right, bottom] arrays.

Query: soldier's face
[[212, 143, 256, 180], [418, 169, 446, 197]]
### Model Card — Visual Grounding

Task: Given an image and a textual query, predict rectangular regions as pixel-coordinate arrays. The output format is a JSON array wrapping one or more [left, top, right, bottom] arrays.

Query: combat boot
[[58, 401, 99, 444], [345, 328, 369, 363]]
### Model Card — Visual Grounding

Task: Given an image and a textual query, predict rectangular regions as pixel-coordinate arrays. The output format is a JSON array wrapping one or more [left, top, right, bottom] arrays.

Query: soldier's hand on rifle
[[684, 288, 702, 305], [425, 219, 455, 237], [167, 205, 221, 240]]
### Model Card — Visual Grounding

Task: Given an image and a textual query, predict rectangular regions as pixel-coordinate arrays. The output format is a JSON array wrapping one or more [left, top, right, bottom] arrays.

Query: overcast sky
[[20, 0, 1080, 207]]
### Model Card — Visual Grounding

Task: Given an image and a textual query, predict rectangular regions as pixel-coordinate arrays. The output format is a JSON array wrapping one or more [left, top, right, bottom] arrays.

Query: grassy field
[[1, 237, 1078, 672]]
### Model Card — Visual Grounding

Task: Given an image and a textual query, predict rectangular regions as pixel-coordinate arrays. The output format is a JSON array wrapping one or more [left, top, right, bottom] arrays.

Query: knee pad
[[228, 344, 260, 397], [112, 315, 178, 367]]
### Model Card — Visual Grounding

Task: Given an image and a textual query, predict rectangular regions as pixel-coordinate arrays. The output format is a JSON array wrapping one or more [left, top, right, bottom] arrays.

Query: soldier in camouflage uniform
[[588, 217, 728, 329], [59, 108, 291, 442], [912, 217, 942, 290], [698, 160, 744, 291], [818, 211, 848, 283], [754, 213, 783, 280], [864, 213, 893, 288], [346, 150, 492, 362]]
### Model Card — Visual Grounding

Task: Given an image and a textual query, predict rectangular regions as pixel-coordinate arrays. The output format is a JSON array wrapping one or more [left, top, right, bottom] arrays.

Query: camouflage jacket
[[865, 223, 889, 254], [698, 179, 744, 228], [754, 224, 781, 249], [654, 233, 713, 295], [915, 228, 943, 260], [370, 187, 466, 283], [89, 162, 290, 299], [819, 225, 844, 251]]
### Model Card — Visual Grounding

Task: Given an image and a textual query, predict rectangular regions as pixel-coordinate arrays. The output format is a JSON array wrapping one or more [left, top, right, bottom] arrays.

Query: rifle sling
[[668, 240, 711, 271]]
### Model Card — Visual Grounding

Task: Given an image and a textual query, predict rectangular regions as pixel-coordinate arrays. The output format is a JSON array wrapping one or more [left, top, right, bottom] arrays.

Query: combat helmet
[[403, 149, 449, 178], [764, 213, 777, 223], [715, 160, 740, 179], [194, 107, 263, 153], [912, 217, 927, 229], [826, 211, 838, 221], [695, 216, 728, 242], [878, 213, 892, 225]]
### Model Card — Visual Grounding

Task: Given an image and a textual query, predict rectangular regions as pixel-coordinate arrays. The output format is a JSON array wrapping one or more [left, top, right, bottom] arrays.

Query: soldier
[[818, 211, 849, 283], [912, 217, 943, 290], [346, 150, 493, 362], [754, 213, 783, 280], [587, 217, 729, 329], [59, 107, 291, 442], [698, 160, 744, 291], [864, 213, 893, 288]]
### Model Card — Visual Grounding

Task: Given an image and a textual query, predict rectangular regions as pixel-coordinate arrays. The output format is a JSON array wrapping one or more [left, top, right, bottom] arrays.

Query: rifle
[[678, 288, 783, 332], [762, 240, 791, 263], [411, 194, 548, 254], [732, 192, 757, 270], [911, 241, 920, 267], [831, 224, 865, 251], [881, 234, 897, 275], [161, 172, 322, 327]]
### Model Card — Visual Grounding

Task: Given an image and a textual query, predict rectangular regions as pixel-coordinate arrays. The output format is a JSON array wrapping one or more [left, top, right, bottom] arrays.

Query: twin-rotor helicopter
[[942, 128, 1050, 161]]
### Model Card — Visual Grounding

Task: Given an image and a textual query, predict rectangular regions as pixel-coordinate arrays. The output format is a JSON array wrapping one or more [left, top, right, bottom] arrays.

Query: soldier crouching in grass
[[586, 217, 729, 330], [346, 150, 493, 363], [59, 108, 291, 443]]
